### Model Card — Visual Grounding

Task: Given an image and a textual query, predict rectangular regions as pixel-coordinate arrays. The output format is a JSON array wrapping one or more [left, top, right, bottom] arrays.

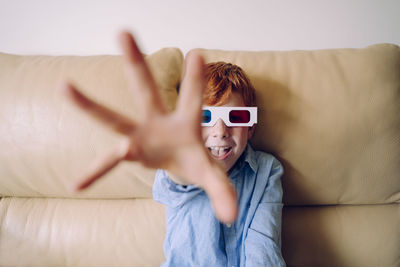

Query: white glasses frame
[[201, 106, 258, 127]]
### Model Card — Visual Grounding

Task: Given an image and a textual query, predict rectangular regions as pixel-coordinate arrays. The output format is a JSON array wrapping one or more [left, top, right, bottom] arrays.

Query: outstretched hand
[[62, 31, 238, 223]]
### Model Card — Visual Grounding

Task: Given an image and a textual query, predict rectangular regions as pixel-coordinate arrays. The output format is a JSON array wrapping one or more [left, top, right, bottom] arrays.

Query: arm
[[245, 159, 286, 267], [62, 31, 237, 223], [153, 169, 203, 208], [166, 171, 189, 185]]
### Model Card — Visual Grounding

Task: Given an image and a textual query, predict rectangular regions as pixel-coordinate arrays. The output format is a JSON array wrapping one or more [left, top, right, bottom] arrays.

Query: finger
[[74, 140, 130, 191], [62, 81, 136, 136], [176, 51, 206, 123], [119, 31, 166, 115]]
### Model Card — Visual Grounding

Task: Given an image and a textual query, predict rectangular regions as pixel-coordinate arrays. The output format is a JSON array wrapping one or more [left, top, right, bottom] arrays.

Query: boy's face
[[202, 92, 255, 172]]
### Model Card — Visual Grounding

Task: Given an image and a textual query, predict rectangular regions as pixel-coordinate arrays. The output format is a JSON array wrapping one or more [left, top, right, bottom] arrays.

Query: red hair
[[203, 62, 256, 107]]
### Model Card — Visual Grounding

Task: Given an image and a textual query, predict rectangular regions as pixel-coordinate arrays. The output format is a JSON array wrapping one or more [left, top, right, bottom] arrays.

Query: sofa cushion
[[282, 204, 399, 267], [0, 197, 166, 267], [193, 44, 400, 205], [0, 48, 183, 198]]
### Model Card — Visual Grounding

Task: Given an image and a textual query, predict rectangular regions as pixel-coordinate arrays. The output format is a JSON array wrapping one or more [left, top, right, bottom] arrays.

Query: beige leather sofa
[[1, 44, 399, 267]]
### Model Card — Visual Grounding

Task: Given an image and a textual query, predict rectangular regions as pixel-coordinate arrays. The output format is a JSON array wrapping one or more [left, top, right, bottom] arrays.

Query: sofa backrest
[[194, 44, 400, 206], [0, 48, 183, 199]]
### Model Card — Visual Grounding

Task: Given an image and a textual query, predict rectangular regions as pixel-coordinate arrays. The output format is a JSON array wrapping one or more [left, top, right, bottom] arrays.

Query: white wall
[[0, 0, 399, 55]]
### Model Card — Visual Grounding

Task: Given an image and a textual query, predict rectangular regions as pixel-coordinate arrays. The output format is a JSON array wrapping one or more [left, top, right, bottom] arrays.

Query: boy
[[64, 32, 284, 266], [153, 62, 285, 266]]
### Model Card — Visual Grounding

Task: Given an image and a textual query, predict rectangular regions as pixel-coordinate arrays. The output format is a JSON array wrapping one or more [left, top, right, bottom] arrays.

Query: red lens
[[229, 110, 250, 123]]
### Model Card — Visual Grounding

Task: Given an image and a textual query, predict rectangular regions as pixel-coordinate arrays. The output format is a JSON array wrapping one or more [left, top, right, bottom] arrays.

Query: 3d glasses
[[202, 106, 257, 127]]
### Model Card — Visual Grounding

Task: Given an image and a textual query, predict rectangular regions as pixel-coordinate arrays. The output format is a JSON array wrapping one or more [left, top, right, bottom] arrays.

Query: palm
[[62, 32, 237, 223]]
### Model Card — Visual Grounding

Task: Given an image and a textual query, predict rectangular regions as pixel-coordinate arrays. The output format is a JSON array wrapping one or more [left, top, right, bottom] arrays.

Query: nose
[[211, 119, 230, 138]]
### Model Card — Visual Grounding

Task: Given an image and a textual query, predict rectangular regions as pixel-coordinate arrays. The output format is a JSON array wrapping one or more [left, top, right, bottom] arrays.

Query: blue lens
[[202, 110, 211, 123]]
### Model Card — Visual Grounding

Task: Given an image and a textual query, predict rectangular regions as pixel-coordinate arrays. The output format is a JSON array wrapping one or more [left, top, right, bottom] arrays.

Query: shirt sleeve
[[245, 158, 286, 267], [152, 169, 204, 208]]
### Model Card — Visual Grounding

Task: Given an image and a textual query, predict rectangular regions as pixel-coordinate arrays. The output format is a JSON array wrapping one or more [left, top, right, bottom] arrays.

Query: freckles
[[233, 128, 249, 144], [232, 127, 246, 137], [201, 127, 208, 141]]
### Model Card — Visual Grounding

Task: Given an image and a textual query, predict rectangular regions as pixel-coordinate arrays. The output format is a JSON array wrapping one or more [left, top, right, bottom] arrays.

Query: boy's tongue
[[210, 147, 230, 158]]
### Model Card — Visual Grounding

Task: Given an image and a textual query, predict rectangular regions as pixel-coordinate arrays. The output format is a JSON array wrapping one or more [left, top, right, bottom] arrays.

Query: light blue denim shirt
[[153, 144, 285, 267]]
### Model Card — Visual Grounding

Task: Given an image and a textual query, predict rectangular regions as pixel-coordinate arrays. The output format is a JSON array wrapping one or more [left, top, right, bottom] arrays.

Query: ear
[[247, 126, 255, 140]]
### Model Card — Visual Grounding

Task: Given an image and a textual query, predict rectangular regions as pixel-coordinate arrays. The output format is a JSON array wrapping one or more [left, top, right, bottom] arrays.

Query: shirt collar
[[243, 144, 258, 173], [229, 144, 257, 177]]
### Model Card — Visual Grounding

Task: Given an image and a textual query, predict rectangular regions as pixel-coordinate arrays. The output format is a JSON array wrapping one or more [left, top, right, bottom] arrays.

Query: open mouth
[[208, 146, 232, 160]]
